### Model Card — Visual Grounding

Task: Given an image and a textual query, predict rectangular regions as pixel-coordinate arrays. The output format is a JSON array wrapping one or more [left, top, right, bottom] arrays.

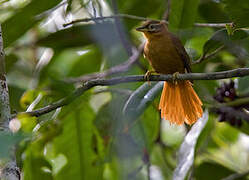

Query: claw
[[172, 72, 180, 84], [144, 70, 156, 85]]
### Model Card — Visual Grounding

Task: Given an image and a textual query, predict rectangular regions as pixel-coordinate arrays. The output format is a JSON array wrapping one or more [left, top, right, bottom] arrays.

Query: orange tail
[[159, 81, 203, 125]]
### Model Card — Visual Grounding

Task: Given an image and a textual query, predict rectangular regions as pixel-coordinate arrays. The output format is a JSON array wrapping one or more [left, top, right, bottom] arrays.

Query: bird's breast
[[144, 38, 185, 74]]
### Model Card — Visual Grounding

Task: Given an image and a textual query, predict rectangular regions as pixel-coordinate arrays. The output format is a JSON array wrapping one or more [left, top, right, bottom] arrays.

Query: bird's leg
[[172, 72, 180, 84], [144, 70, 156, 80], [144, 70, 156, 85]]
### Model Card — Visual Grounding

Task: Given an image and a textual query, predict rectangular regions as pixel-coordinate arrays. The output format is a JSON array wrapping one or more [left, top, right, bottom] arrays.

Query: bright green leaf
[[17, 114, 37, 133], [52, 98, 103, 180], [23, 148, 53, 180]]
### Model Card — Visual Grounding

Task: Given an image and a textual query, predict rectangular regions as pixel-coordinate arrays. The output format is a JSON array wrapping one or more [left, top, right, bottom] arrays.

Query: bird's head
[[136, 20, 168, 38]]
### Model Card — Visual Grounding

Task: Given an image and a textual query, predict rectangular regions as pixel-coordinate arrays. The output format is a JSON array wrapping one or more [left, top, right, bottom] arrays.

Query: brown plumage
[[136, 20, 203, 125]]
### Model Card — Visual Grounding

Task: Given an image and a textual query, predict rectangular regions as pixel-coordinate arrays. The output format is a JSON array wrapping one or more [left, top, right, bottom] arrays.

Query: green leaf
[[173, 110, 209, 180], [2, 0, 62, 47], [198, 1, 230, 23], [37, 22, 120, 51], [9, 85, 25, 111], [68, 47, 102, 77], [202, 29, 227, 56], [17, 114, 37, 133], [196, 114, 216, 150], [37, 26, 93, 50], [194, 162, 238, 180], [52, 97, 103, 179], [238, 76, 249, 94], [5, 53, 18, 73], [169, 0, 200, 31], [106, 0, 165, 30], [230, 28, 249, 40], [23, 137, 53, 180], [40, 47, 102, 80], [223, 0, 249, 27], [140, 105, 160, 147], [23, 151, 53, 180], [20, 89, 41, 109], [237, 122, 249, 136], [215, 122, 239, 144], [202, 28, 249, 57]]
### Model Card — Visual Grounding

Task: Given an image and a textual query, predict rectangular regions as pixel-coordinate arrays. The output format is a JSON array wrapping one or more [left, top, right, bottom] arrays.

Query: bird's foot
[[172, 72, 180, 84], [144, 70, 156, 85]]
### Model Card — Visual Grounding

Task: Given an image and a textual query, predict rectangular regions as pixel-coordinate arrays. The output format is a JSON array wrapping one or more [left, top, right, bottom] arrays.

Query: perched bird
[[136, 20, 203, 125]]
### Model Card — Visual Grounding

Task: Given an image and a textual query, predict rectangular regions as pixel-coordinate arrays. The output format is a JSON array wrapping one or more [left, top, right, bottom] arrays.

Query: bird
[[136, 20, 203, 125]]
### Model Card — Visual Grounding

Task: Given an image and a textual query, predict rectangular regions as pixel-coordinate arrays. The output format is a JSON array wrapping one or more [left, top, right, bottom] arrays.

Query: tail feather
[[159, 81, 203, 125]]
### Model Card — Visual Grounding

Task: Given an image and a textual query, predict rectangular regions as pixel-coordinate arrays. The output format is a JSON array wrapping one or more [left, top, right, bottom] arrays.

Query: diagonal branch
[[65, 43, 144, 83], [63, 13, 233, 28], [63, 14, 152, 27], [192, 45, 225, 65], [14, 68, 249, 118]]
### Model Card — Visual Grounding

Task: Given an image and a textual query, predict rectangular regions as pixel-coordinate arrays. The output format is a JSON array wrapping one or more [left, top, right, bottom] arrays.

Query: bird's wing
[[169, 32, 192, 73]]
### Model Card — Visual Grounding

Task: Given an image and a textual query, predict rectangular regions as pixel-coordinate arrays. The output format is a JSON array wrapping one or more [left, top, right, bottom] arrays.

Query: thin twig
[[65, 43, 144, 83], [63, 14, 152, 27], [195, 22, 233, 28], [193, 46, 225, 65], [12, 68, 249, 118], [63, 13, 232, 28]]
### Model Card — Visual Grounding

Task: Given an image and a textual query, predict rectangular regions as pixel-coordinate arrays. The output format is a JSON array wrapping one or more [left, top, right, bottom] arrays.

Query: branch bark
[[0, 25, 11, 128], [192, 46, 225, 65], [63, 13, 232, 28], [0, 24, 20, 180], [15, 68, 249, 118]]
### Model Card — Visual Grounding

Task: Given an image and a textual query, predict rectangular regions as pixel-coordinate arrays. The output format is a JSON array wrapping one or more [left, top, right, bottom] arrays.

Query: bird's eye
[[148, 24, 156, 30]]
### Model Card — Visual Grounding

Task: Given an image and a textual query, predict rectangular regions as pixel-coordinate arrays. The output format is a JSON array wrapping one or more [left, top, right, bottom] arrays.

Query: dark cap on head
[[136, 20, 167, 33]]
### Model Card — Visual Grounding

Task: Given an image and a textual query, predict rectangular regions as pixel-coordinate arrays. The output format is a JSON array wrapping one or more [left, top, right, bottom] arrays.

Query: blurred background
[[0, 0, 249, 179]]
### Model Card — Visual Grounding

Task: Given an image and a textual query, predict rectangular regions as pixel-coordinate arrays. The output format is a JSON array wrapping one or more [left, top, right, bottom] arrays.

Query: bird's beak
[[136, 25, 148, 32]]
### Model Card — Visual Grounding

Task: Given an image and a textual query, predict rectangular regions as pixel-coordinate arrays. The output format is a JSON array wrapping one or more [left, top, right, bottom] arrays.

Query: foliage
[[1, 0, 249, 179]]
